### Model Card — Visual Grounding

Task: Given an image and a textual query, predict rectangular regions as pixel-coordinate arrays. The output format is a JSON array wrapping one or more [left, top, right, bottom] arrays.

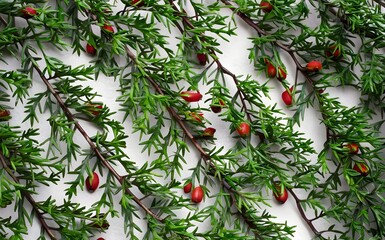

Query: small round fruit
[[188, 112, 204, 122], [266, 63, 277, 78], [325, 45, 341, 59], [191, 186, 204, 203], [282, 87, 293, 106], [21, 7, 38, 19], [276, 67, 287, 81], [102, 24, 114, 33], [202, 127, 216, 137], [306, 60, 322, 72], [236, 122, 251, 137], [273, 183, 288, 204], [181, 90, 202, 102], [97, 238, 105, 240], [197, 53, 208, 66], [210, 99, 225, 113], [346, 143, 359, 154], [183, 183, 192, 193], [353, 163, 369, 177], [86, 43, 97, 56], [260, 1, 273, 13], [85, 172, 100, 192]]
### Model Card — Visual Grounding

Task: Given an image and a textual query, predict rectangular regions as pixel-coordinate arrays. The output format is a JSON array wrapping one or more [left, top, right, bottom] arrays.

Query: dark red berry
[[197, 53, 208, 66], [191, 186, 204, 203], [325, 45, 341, 59], [210, 99, 225, 113], [353, 163, 369, 177], [282, 87, 293, 106], [181, 90, 202, 102], [273, 183, 288, 204], [21, 7, 38, 19], [202, 127, 216, 137], [260, 1, 273, 13], [131, 0, 144, 7], [0, 109, 10, 118], [306, 60, 322, 72], [86, 43, 97, 56], [236, 122, 251, 137], [276, 67, 287, 81], [97, 238, 105, 240], [102, 24, 114, 33], [85, 172, 100, 192], [346, 143, 359, 154], [184, 183, 192, 193]]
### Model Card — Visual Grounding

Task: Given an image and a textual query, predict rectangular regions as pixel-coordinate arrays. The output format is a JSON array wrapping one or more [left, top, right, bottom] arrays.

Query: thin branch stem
[[0, 153, 58, 240], [124, 45, 263, 239]]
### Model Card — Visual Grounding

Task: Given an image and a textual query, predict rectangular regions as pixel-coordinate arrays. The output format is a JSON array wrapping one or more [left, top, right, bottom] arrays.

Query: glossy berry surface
[[306, 60, 322, 72], [202, 127, 216, 137], [260, 1, 273, 13], [86, 43, 97, 56], [266, 63, 277, 78], [273, 184, 289, 204], [21, 7, 37, 19], [181, 90, 202, 102], [183, 183, 192, 193], [191, 186, 204, 203], [210, 99, 225, 113], [353, 163, 369, 177], [282, 87, 293, 106], [0, 109, 10, 118], [85, 172, 100, 192], [236, 122, 251, 137], [102, 24, 114, 33]]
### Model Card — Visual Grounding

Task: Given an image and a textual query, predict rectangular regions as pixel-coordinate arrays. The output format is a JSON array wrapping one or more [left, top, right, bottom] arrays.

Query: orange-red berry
[[282, 87, 293, 106], [353, 163, 369, 177], [266, 63, 277, 78], [306, 60, 322, 72], [85, 172, 100, 192], [236, 122, 251, 137], [21, 7, 37, 19], [273, 183, 288, 204], [86, 43, 97, 56], [184, 183, 192, 193], [191, 186, 204, 203], [260, 1, 273, 13], [277, 67, 287, 81], [181, 91, 202, 102]]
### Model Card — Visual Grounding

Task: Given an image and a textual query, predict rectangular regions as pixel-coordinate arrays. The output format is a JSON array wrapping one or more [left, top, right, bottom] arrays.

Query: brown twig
[[124, 44, 263, 239], [0, 153, 58, 240], [0, 13, 165, 224]]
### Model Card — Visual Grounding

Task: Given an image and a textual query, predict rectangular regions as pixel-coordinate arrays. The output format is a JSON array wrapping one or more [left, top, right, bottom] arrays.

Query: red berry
[[273, 183, 288, 204], [21, 7, 37, 19], [102, 24, 114, 33], [97, 238, 105, 240], [346, 143, 359, 154], [306, 60, 322, 72], [210, 99, 225, 113], [188, 112, 204, 122], [197, 53, 208, 66], [236, 122, 251, 137], [85, 172, 100, 192], [266, 63, 277, 78], [86, 43, 97, 56], [0, 109, 10, 118], [326, 45, 341, 59], [181, 90, 202, 102], [276, 67, 287, 81], [191, 186, 204, 203], [282, 87, 293, 106], [202, 127, 216, 137], [183, 183, 192, 193], [131, 0, 144, 7], [260, 1, 273, 13], [353, 163, 369, 177]]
